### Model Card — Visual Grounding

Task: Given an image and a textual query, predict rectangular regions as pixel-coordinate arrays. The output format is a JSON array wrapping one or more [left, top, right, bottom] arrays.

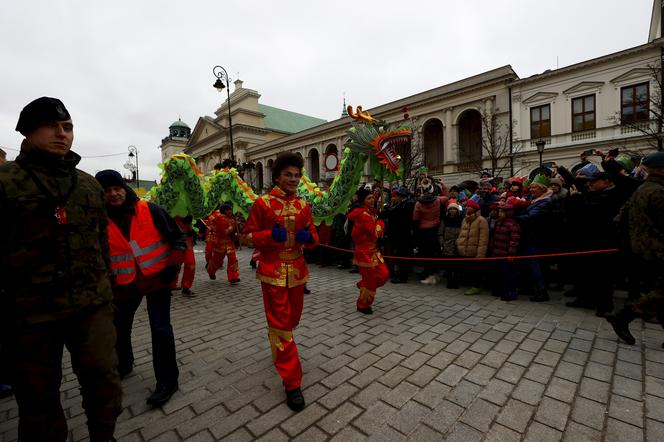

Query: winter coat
[[384, 197, 415, 245], [618, 173, 664, 263], [438, 214, 462, 256], [515, 196, 552, 248], [456, 213, 489, 258], [565, 185, 624, 250], [0, 144, 113, 326], [490, 219, 521, 256]]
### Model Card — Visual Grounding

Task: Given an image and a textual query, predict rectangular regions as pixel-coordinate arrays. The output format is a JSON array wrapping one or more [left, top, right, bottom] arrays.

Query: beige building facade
[[160, 1, 664, 189]]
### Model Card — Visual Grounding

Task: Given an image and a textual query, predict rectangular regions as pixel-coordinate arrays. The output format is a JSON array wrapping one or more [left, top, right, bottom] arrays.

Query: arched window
[[267, 159, 274, 184], [457, 109, 483, 171], [256, 161, 264, 191], [422, 119, 444, 173], [309, 148, 320, 182]]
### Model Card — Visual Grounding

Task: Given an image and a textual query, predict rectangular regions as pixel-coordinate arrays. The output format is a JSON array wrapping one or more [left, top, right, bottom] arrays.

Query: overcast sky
[[0, 0, 654, 180]]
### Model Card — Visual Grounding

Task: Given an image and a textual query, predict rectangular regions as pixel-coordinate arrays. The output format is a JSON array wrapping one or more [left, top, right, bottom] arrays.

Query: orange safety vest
[[108, 200, 170, 285]]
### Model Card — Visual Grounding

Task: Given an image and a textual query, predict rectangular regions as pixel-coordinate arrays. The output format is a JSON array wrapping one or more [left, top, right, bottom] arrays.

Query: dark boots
[[530, 288, 550, 302]]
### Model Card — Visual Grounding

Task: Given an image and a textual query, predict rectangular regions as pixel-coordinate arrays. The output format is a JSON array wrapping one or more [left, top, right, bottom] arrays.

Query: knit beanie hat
[[577, 163, 600, 178], [447, 199, 461, 212], [465, 200, 480, 211], [16, 97, 71, 134], [95, 169, 126, 189]]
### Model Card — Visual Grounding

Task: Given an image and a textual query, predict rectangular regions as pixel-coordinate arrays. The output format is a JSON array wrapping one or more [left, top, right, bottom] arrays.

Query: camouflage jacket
[[619, 173, 664, 263], [0, 144, 113, 326]]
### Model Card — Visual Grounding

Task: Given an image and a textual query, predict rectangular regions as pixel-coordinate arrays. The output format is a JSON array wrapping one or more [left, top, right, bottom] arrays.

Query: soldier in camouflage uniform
[[608, 151, 664, 345], [0, 97, 122, 442]]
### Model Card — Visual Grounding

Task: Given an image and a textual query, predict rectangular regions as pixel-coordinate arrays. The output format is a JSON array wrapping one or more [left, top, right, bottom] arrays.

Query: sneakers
[[181, 288, 196, 297], [146, 383, 178, 408], [464, 286, 482, 296], [285, 387, 305, 412], [606, 316, 636, 345], [357, 306, 373, 315], [421, 275, 440, 285]]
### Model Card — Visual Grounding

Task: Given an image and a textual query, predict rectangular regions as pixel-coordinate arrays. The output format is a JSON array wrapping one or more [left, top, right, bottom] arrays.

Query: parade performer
[[173, 216, 197, 297], [241, 152, 319, 412], [347, 187, 390, 314], [205, 203, 240, 283]]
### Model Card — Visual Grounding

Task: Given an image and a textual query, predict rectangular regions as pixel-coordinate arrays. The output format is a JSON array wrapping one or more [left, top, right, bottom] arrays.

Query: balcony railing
[[571, 130, 596, 142]]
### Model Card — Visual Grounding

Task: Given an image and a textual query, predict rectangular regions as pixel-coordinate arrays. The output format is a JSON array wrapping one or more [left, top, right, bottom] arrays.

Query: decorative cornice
[[562, 81, 605, 97], [522, 92, 559, 105], [610, 68, 652, 85]]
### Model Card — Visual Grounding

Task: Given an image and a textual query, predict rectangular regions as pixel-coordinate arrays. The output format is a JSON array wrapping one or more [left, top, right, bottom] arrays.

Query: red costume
[[205, 210, 239, 282], [347, 206, 390, 310], [241, 187, 318, 390], [173, 216, 196, 290]]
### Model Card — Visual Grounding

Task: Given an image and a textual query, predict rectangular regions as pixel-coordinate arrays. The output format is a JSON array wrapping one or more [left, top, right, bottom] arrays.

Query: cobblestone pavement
[[2, 247, 664, 441]]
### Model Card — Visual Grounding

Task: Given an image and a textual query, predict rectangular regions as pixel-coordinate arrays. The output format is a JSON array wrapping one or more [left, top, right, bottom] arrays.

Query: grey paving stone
[[353, 401, 398, 435], [484, 423, 521, 442], [465, 363, 497, 386], [479, 378, 515, 406], [646, 418, 664, 442], [562, 421, 602, 441], [579, 377, 611, 404], [555, 361, 584, 383], [318, 402, 363, 435], [584, 361, 613, 383], [523, 421, 563, 442], [406, 424, 445, 442], [496, 362, 527, 384], [496, 399, 535, 433], [571, 397, 607, 431], [292, 426, 329, 442], [534, 397, 570, 431], [459, 398, 500, 432], [280, 403, 327, 437], [388, 400, 431, 435], [612, 375, 643, 401], [436, 364, 468, 387], [646, 394, 664, 422], [423, 399, 464, 433], [524, 363, 555, 385], [368, 426, 407, 442], [329, 426, 368, 442], [351, 381, 390, 409], [383, 381, 420, 409], [605, 417, 644, 442], [446, 380, 482, 407], [412, 380, 452, 409], [378, 365, 413, 388], [609, 394, 643, 427], [615, 360, 643, 381], [545, 377, 578, 403], [511, 378, 546, 406], [318, 382, 359, 409], [444, 422, 484, 442]]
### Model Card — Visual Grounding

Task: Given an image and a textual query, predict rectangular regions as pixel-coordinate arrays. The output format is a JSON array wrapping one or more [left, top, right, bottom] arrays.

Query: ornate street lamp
[[535, 139, 546, 174], [213, 65, 234, 163], [127, 145, 139, 187]]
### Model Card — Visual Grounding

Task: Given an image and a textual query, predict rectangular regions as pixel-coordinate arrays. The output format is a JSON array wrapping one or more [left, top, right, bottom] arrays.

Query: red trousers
[[207, 246, 239, 281], [356, 262, 390, 309], [173, 247, 195, 289], [261, 282, 304, 390]]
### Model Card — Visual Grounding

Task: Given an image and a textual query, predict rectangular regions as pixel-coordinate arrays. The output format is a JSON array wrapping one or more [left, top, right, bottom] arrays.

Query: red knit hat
[[465, 200, 480, 211]]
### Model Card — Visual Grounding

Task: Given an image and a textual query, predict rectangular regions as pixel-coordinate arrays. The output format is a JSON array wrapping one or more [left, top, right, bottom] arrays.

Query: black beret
[[16, 97, 71, 134]]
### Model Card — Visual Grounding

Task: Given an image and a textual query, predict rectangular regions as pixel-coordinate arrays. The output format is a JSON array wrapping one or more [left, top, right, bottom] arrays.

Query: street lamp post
[[535, 139, 546, 174], [127, 145, 139, 188], [213, 65, 234, 164]]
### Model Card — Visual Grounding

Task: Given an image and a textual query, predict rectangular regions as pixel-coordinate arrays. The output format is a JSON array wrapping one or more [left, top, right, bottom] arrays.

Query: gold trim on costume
[[358, 287, 376, 305], [268, 327, 293, 361], [279, 249, 303, 260]]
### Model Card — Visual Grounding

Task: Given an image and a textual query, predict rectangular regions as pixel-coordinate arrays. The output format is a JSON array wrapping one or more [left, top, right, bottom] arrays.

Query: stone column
[[444, 108, 454, 163]]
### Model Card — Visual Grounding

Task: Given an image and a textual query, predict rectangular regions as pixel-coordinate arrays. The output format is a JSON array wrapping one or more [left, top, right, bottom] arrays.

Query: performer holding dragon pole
[[241, 152, 318, 412], [347, 187, 390, 314], [205, 203, 240, 284]]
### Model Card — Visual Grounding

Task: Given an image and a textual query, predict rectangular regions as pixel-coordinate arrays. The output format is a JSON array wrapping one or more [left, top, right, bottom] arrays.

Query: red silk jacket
[[347, 206, 385, 267], [242, 187, 319, 287]]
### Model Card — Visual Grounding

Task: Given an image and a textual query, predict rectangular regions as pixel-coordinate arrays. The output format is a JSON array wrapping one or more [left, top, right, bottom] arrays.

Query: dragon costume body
[[147, 105, 412, 224]]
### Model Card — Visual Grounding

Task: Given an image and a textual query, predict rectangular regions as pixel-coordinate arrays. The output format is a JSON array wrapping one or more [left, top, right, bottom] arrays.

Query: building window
[[572, 94, 595, 132], [530, 104, 551, 139], [621, 82, 649, 123]]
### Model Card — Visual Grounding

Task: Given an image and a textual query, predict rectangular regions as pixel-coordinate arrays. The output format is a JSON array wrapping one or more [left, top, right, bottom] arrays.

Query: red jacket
[[347, 206, 385, 267]]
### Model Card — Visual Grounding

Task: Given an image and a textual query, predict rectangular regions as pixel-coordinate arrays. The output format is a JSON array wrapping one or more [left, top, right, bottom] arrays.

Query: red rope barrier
[[317, 243, 619, 262]]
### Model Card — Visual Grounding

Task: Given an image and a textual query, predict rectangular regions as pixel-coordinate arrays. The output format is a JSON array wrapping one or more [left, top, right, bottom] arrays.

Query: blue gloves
[[295, 227, 313, 244], [272, 223, 287, 242]]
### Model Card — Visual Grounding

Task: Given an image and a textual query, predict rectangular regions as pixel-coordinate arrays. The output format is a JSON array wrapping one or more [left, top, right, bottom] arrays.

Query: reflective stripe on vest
[[107, 200, 170, 285]]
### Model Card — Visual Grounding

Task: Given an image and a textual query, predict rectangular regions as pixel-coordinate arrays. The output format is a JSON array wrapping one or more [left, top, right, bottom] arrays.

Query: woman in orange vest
[[347, 187, 390, 314], [241, 152, 318, 412], [205, 203, 240, 283], [95, 169, 186, 408]]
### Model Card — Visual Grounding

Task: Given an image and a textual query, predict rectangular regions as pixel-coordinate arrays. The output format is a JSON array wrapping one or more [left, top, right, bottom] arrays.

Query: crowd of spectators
[[315, 149, 659, 320]]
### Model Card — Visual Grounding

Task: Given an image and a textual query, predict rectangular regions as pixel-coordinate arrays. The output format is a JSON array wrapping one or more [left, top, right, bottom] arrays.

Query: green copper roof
[[169, 118, 190, 129], [259, 104, 326, 134]]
